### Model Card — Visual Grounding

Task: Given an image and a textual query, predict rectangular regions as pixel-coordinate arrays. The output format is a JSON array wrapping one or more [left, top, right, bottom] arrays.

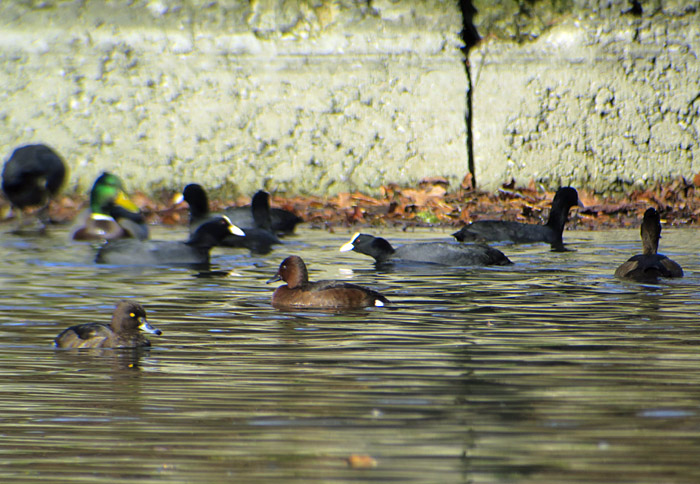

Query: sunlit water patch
[[0, 224, 699, 483]]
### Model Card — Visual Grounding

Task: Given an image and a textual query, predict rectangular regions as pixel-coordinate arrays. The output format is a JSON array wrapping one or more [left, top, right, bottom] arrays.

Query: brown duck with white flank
[[267, 256, 389, 309]]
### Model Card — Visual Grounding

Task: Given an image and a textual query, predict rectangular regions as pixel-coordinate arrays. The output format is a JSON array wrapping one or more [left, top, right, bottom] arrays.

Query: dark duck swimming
[[340, 232, 511, 267], [2, 143, 67, 230], [452, 187, 581, 251], [614, 207, 683, 282], [96, 215, 244, 266], [55, 300, 162, 349], [177, 184, 282, 254]]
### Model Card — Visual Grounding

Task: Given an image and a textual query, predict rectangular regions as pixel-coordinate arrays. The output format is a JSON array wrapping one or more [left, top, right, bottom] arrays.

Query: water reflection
[[0, 224, 699, 482]]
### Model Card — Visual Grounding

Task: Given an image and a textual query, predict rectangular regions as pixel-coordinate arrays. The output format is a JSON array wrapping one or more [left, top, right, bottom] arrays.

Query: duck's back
[[615, 254, 684, 281], [224, 206, 301, 234], [269, 208, 303, 234], [72, 213, 126, 241], [55, 323, 114, 348], [393, 241, 511, 266], [453, 221, 554, 244], [220, 227, 280, 254], [55, 322, 151, 348], [272, 280, 388, 309], [96, 240, 204, 265], [2, 144, 66, 208]]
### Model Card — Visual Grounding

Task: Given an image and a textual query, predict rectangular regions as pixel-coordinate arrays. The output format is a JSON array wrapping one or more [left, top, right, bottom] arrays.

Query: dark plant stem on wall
[[459, 0, 480, 187]]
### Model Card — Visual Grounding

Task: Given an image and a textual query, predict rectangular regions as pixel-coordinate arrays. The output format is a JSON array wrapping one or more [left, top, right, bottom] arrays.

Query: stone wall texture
[[471, 0, 700, 192], [2, 0, 699, 197], [0, 0, 465, 197]]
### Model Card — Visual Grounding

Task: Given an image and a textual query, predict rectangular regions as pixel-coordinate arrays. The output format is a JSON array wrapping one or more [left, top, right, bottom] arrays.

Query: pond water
[[1, 223, 699, 483]]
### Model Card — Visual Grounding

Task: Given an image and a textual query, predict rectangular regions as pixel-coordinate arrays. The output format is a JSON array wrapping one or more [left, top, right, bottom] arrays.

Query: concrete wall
[[0, 0, 466, 197], [3, 0, 698, 197], [471, 0, 700, 192]]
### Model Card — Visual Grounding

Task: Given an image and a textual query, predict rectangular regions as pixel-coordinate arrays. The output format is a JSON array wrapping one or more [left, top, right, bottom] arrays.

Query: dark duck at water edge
[[340, 232, 512, 267], [54, 300, 162, 349], [614, 207, 683, 282], [1, 143, 67, 229], [71, 172, 149, 241], [177, 183, 282, 254], [95, 215, 245, 266], [267, 255, 389, 309], [226, 191, 303, 236], [452, 186, 582, 252]]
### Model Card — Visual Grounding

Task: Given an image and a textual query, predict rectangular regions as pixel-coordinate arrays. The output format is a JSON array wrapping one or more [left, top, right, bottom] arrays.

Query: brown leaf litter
[[2, 175, 700, 231]]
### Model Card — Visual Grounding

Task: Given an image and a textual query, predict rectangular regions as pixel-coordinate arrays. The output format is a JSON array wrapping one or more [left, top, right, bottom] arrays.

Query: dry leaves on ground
[[2, 176, 699, 231]]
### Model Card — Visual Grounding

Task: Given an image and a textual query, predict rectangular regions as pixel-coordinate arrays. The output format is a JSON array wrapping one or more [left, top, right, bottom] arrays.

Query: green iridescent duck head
[[89, 172, 139, 216]]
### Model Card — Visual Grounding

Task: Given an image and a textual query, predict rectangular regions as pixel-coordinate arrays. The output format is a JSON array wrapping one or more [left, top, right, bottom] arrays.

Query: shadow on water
[[1, 224, 700, 482]]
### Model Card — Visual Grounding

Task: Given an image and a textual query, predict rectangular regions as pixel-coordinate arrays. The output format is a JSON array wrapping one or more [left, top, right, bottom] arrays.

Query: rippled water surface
[[1, 224, 699, 483]]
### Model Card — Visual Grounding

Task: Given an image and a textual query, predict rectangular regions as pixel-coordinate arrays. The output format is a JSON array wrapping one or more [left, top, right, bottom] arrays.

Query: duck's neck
[[545, 197, 572, 235], [109, 204, 144, 224], [641, 223, 660, 255], [285, 265, 308, 289], [189, 200, 210, 225], [251, 191, 273, 231], [90, 189, 113, 216], [371, 238, 395, 263]]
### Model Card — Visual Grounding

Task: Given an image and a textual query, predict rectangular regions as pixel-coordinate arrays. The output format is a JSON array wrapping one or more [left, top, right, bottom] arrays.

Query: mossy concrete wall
[[3, 1, 699, 198], [0, 1, 466, 197], [471, 0, 700, 192]]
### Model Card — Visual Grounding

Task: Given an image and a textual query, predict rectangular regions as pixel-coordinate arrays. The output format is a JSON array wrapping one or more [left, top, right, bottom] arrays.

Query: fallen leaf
[[346, 454, 377, 469], [460, 172, 474, 190]]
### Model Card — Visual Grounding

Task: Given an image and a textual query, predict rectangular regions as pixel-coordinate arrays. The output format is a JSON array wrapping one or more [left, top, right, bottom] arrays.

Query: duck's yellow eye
[[129, 312, 136, 318]]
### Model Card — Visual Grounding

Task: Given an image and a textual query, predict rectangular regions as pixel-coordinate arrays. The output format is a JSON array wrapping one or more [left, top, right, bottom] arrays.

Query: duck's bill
[[229, 224, 246, 236], [139, 319, 162, 335], [221, 216, 246, 236], [339, 232, 361, 252], [114, 191, 140, 212]]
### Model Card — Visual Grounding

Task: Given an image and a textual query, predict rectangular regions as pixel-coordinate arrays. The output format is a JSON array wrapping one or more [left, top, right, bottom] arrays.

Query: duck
[[227, 195, 303, 235], [615, 207, 683, 282], [1, 143, 67, 226], [54, 300, 161, 349], [340, 232, 512, 267], [452, 187, 581, 251], [72, 172, 149, 241], [182, 184, 301, 235], [177, 184, 281, 254], [267, 255, 389, 309], [96, 215, 245, 266]]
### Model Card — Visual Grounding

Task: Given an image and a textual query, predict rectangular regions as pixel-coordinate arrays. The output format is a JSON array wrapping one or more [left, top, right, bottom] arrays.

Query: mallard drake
[[72, 172, 148, 241]]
